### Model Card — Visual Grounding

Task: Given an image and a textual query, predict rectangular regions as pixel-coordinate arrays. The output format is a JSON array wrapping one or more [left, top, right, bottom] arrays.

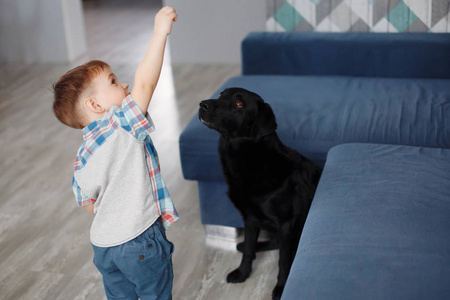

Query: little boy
[[52, 6, 179, 300]]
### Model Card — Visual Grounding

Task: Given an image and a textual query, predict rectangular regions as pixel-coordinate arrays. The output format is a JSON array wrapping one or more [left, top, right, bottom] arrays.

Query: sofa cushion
[[179, 75, 450, 181], [282, 143, 450, 300], [197, 181, 244, 227]]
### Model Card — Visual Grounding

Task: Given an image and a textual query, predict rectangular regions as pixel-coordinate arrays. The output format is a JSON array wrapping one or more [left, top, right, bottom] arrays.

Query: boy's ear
[[84, 97, 105, 114]]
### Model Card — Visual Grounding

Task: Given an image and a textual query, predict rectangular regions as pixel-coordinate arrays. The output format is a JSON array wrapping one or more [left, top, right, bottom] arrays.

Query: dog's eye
[[235, 100, 243, 108]]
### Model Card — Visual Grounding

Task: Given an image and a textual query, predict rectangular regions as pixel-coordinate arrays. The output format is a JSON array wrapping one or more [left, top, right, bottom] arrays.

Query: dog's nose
[[200, 101, 210, 112]]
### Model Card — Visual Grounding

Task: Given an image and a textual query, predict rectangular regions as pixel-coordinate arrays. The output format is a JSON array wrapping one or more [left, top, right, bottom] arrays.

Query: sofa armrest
[[241, 32, 450, 78]]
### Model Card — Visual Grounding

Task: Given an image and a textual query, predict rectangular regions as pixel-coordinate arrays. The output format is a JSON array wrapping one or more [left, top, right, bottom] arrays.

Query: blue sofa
[[179, 32, 450, 299]]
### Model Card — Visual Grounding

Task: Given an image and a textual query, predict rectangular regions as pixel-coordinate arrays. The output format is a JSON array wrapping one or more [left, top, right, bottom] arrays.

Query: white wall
[[0, 0, 87, 63], [163, 0, 266, 64]]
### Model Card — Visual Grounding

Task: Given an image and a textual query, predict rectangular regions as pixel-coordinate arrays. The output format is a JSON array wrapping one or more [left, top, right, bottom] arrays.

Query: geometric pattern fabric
[[267, 0, 450, 32]]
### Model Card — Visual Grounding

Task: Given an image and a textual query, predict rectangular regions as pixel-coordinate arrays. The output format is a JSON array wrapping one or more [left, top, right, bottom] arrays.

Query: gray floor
[[0, 1, 278, 299]]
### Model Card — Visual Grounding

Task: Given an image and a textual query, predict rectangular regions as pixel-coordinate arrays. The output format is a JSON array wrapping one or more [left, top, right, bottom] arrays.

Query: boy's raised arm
[[131, 6, 177, 114]]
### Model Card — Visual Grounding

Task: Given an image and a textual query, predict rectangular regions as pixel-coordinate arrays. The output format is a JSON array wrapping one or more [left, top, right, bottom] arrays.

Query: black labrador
[[199, 88, 322, 299]]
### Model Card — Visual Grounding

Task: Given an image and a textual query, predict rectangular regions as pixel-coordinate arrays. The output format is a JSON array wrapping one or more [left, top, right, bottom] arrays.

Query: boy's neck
[[83, 110, 105, 129]]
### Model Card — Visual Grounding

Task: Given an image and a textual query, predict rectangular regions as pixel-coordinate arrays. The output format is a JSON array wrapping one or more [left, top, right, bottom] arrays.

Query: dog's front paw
[[226, 268, 250, 283], [272, 285, 284, 300]]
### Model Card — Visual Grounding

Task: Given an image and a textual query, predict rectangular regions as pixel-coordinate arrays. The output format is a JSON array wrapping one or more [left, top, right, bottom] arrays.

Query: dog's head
[[199, 88, 277, 139]]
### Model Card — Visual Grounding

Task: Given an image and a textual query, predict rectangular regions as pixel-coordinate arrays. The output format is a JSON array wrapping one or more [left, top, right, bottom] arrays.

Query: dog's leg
[[272, 228, 297, 300], [236, 239, 279, 252], [226, 222, 260, 283]]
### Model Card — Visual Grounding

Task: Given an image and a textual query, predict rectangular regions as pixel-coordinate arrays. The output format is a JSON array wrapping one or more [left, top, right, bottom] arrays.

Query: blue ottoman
[[282, 143, 450, 300]]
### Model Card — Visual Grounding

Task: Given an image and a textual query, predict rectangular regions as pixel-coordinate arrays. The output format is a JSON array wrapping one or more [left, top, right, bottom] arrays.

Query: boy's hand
[[154, 6, 178, 37]]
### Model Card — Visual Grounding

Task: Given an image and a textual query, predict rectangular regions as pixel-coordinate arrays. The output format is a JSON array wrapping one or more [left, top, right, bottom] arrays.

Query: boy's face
[[92, 69, 129, 110]]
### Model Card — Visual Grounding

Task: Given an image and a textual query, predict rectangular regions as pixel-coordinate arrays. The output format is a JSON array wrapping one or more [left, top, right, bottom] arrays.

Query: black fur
[[199, 88, 322, 300]]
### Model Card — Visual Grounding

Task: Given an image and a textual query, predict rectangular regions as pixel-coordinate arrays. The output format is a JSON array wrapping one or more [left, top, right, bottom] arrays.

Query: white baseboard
[[204, 225, 243, 251]]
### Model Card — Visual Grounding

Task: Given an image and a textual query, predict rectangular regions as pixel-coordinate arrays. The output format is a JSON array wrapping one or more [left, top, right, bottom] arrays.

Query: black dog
[[199, 88, 322, 299]]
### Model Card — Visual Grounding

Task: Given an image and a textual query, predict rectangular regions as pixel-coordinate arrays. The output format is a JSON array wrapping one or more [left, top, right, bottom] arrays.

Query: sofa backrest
[[242, 32, 450, 78]]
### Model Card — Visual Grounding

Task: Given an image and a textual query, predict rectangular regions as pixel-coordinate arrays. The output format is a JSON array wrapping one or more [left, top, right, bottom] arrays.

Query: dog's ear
[[251, 102, 277, 138]]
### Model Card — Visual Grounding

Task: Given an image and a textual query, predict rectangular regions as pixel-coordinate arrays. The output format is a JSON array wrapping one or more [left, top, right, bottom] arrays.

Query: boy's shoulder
[[118, 95, 155, 141], [74, 95, 155, 172]]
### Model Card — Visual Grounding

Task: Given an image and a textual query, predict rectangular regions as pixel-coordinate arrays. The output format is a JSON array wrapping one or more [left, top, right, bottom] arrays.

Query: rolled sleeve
[[72, 177, 95, 207]]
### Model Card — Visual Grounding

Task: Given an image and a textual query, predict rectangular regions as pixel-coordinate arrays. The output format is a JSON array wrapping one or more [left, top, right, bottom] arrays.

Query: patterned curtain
[[267, 0, 450, 32]]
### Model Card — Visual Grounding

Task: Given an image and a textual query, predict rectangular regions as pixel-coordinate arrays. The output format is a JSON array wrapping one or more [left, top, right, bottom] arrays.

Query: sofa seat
[[180, 75, 450, 179], [282, 143, 450, 300]]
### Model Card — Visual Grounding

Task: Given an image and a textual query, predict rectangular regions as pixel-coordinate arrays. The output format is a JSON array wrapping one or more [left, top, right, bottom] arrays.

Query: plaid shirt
[[72, 95, 178, 229]]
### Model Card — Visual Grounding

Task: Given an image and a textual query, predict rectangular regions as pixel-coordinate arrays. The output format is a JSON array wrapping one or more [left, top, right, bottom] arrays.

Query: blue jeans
[[92, 219, 174, 300]]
